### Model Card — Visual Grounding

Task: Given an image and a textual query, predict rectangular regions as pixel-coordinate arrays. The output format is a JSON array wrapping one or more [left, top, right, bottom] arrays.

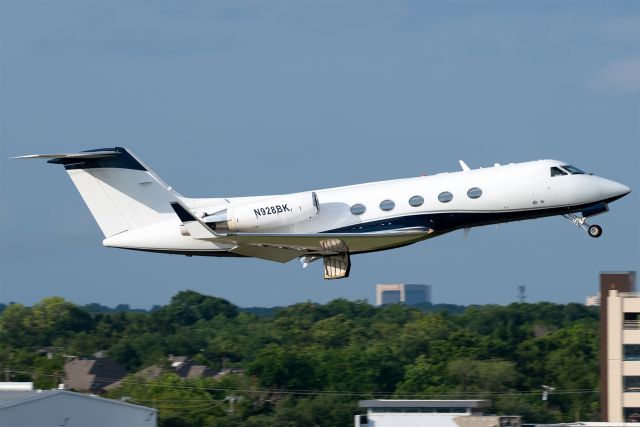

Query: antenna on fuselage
[[459, 160, 470, 171]]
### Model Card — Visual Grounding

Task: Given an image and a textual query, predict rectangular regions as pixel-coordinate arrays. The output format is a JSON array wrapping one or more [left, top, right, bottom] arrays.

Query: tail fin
[[14, 147, 180, 237]]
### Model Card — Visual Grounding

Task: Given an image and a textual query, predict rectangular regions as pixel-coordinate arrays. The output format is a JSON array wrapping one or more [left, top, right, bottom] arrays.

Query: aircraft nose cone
[[600, 178, 631, 200]]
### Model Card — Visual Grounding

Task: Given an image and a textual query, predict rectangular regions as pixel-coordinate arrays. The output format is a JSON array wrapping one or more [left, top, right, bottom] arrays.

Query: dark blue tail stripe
[[48, 147, 146, 171]]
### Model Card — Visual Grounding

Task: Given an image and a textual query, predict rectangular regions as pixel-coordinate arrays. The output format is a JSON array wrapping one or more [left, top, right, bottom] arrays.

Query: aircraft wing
[[214, 229, 432, 259], [228, 244, 305, 263], [169, 200, 432, 262]]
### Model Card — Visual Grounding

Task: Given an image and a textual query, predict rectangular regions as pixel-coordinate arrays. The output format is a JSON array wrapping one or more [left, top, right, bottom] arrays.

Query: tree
[[106, 374, 220, 427], [109, 333, 165, 371], [496, 395, 561, 424], [246, 344, 320, 390], [311, 315, 356, 347], [395, 355, 448, 396], [152, 291, 238, 331], [447, 359, 517, 393], [0, 303, 31, 347], [0, 298, 93, 348]]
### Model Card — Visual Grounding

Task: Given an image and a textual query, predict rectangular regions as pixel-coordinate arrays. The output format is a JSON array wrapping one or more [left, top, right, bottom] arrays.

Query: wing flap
[[230, 245, 303, 263], [212, 229, 432, 255]]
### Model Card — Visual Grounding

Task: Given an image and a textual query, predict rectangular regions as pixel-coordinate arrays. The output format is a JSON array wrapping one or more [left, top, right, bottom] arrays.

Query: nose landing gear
[[588, 224, 602, 238], [563, 213, 603, 238]]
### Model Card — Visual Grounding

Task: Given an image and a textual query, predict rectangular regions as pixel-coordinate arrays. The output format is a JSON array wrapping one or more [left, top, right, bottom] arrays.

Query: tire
[[588, 225, 602, 238]]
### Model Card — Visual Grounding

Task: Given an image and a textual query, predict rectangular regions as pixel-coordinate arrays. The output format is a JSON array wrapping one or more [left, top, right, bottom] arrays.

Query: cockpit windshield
[[550, 166, 567, 177], [561, 165, 586, 174]]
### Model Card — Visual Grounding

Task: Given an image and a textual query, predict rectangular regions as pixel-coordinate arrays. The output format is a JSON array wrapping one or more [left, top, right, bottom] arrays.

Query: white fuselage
[[17, 148, 631, 278], [102, 159, 630, 255]]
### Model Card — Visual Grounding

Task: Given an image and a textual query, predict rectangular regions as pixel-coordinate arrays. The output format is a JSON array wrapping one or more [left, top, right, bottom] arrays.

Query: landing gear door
[[581, 202, 609, 218]]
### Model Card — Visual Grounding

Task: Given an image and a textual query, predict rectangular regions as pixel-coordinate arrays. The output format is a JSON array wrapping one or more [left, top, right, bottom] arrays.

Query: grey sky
[[1, 1, 638, 308]]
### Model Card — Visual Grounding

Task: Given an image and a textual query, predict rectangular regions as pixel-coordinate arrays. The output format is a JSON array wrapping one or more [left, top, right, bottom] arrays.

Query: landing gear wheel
[[588, 225, 602, 238]]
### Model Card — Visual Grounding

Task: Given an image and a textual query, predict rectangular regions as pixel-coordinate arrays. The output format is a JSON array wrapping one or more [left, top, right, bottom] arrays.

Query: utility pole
[[541, 385, 555, 408], [225, 396, 241, 413]]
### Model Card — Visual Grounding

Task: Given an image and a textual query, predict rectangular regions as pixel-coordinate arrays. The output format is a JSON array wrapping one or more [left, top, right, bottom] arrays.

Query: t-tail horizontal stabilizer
[[12, 150, 120, 161]]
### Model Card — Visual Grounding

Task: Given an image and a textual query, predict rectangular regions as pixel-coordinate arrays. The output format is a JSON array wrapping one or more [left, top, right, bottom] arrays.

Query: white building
[[0, 384, 157, 427], [599, 272, 639, 423], [585, 294, 600, 307], [354, 400, 520, 427]]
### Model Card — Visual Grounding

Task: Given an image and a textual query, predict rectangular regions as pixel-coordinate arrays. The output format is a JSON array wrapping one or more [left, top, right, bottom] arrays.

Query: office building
[[376, 284, 431, 306], [600, 271, 638, 423]]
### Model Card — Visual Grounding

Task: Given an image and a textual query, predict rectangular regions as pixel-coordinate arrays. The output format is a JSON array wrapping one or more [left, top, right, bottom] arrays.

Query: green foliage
[[247, 344, 320, 390], [81, 303, 149, 314], [106, 374, 221, 427], [0, 293, 601, 425], [447, 359, 517, 392], [496, 395, 561, 424], [152, 290, 238, 332], [395, 355, 447, 396], [0, 298, 92, 348], [0, 303, 31, 347]]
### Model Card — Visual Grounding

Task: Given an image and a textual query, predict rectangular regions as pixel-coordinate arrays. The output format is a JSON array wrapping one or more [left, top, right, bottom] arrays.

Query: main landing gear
[[563, 213, 602, 238]]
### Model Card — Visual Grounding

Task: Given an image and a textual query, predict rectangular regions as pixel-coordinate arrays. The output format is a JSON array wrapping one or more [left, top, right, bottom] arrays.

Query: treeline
[[0, 291, 599, 426]]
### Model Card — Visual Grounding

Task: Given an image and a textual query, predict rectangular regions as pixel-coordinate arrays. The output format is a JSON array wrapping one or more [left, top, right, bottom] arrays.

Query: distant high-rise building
[[376, 284, 431, 306], [599, 271, 637, 423], [585, 294, 600, 306]]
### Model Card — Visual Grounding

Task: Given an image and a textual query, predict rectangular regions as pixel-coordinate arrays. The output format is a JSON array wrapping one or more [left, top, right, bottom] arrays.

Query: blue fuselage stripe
[[322, 197, 619, 235]]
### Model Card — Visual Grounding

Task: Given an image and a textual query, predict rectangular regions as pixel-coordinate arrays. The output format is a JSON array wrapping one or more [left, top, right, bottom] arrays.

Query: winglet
[[459, 160, 470, 171]]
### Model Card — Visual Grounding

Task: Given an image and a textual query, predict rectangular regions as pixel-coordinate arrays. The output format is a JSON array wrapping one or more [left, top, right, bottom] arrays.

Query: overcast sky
[[1, 1, 638, 309]]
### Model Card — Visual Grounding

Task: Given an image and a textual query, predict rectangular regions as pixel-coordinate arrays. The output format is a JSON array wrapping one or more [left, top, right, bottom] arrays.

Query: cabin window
[[438, 191, 453, 203], [409, 195, 424, 207], [350, 204, 366, 215], [379, 200, 395, 211], [467, 187, 482, 199], [562, 165, 585, 175], [550, 167, 567, 177]]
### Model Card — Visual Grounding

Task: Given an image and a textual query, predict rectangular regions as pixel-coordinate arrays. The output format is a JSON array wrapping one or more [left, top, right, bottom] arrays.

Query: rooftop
[[358, 399, 491, 409], [0, 390, 57, 409], [0, 389, 156, 413], [64, 357, 127, 392]]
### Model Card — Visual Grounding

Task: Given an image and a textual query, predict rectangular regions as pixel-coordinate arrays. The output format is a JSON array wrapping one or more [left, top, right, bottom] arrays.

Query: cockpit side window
[[562, 165, 585, 174], [550, 166, 567, 177]]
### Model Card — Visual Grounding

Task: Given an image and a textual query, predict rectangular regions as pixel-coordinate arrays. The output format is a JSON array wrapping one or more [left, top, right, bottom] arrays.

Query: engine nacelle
[[204, 192, 319, 232]]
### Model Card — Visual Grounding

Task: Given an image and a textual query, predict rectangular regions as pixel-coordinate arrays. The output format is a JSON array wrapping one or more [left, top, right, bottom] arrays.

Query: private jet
[[14, 148, 631, 279]]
